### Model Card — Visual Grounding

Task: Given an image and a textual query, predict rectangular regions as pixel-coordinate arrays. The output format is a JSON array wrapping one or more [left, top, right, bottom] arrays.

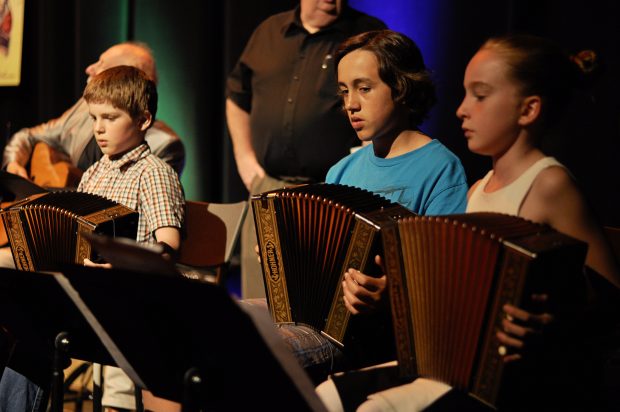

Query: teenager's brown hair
[[336, 30, 436, 127]]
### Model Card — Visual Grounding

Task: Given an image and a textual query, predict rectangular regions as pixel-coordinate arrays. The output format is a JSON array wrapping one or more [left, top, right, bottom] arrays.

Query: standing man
[[226, 0, 385, 298]]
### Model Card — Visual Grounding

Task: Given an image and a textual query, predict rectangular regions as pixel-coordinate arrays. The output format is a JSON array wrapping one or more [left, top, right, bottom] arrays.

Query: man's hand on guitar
[[342, 255, 387, 315], [6, 161, 29, 180]]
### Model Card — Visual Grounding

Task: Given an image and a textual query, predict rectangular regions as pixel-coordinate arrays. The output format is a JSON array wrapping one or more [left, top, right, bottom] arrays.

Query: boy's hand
[[342, 255, 387, 315], [497, 294, 553, 363], [83, 258, 112, 269], [141, 389, 181, 412]]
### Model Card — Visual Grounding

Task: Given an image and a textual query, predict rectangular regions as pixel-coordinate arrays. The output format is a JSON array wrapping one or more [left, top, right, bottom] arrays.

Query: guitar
[[0, 142, 83, 246], [29, 142, 83, 189]]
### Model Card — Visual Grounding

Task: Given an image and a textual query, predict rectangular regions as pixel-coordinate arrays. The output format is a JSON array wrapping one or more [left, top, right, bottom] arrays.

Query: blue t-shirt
[[325, 140, 467, 215]]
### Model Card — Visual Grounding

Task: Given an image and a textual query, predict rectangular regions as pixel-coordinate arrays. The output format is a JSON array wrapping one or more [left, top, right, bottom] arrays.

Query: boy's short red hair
[[84, 65, 158, 122]]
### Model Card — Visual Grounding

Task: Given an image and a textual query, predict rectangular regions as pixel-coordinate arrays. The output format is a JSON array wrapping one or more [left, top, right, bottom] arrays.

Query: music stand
[[60, 260, 326, 411], [83, 232, 177, 275], [0, 324, 15, 378], [0, 268, 115, 411], [0, 170, 47, 202]]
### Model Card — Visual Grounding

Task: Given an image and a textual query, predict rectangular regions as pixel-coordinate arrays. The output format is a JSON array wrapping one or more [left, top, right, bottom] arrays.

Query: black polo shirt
[[227, 7, 386, 182]]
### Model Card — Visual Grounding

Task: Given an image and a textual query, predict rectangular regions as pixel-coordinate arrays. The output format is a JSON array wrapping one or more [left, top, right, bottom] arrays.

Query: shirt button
[[287, 98, 293, 103], [293, 75, 299, 81]]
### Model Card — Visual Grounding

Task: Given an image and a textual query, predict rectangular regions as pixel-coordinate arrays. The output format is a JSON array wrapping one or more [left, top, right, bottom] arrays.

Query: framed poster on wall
[[0, 0, 24, 86]]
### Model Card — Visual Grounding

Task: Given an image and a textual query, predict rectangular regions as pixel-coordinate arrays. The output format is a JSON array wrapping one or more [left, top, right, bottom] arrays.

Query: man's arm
[[4, 126, 44, 179], [3, 100, 86, 177], [225, 98, 264, 191]]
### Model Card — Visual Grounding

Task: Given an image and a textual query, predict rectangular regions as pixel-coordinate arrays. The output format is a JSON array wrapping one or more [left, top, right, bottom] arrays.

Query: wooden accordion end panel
[[382, 212, 587, 408], [0, 191, 139, 272], [252, 183, 414, 347]]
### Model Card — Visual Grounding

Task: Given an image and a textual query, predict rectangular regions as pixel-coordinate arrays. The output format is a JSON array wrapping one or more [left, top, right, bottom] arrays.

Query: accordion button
[[498, 345, 507, 356]]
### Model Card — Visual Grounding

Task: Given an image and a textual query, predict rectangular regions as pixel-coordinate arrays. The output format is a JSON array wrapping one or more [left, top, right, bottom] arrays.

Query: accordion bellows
[[252, 183, 414, 346], [382, 212, 587, 407], [1, 191, 139, 271]]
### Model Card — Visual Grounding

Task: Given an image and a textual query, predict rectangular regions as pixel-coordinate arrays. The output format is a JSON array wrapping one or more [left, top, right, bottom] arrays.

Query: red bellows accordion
[[1, 191, 139, 271], [252, 183, 414, 346], [381, 212, 587, 408]]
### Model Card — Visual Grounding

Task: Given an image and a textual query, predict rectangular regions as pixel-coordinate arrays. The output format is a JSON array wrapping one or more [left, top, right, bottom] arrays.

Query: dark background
[[0, 0, 618, 226]]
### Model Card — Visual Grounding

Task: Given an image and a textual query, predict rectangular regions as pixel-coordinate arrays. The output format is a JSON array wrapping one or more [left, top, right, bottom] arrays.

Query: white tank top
[[466, 157, 564, 216]]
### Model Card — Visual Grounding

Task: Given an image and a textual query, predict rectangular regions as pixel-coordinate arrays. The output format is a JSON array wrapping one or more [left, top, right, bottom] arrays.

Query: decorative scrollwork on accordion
[[0, 191, 139, 272], [252, 183, 414, 347]]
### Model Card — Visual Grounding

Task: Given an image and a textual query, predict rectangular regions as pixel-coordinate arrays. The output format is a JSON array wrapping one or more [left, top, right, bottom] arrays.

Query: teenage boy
[[266, 29, 468, 384]]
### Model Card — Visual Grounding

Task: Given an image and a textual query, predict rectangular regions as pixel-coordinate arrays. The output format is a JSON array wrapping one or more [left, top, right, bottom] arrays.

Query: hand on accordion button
[[342, 255, 387, 315], [496, 295, 554, 363]]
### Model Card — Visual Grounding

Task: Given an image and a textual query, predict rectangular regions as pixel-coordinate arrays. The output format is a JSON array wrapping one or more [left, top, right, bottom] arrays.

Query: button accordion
[[252, 183, 415, 347], [1, 191, 139, 271], [381, 212, 587, 407]]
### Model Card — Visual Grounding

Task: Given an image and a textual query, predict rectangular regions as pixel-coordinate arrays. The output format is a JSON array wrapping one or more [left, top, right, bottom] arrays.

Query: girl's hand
[[497, 294, 553, 363]]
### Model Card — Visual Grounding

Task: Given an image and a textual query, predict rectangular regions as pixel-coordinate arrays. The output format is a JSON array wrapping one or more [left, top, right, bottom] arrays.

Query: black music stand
[[0, 268, 115, 412], [84, 232, 176, 275], [0, 324, 15, 378], [0, 170, 47, 202], [60, 260, 326, 411]]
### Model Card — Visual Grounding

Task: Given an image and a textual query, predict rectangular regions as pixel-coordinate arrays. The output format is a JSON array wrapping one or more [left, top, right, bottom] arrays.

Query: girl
[[458, 35, 619, 290]]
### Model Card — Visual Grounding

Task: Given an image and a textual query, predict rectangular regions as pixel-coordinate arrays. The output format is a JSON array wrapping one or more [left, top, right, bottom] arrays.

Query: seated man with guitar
[[2, 41, 185, 183]]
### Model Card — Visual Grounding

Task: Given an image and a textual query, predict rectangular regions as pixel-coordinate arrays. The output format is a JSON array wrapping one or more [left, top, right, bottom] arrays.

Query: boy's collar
[[101, 143, 150, 169]]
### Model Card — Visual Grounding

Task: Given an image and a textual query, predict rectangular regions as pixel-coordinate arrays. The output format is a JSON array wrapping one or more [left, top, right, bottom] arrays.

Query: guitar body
[[29, 142, 83, 189], [0, 142, 83, 246]]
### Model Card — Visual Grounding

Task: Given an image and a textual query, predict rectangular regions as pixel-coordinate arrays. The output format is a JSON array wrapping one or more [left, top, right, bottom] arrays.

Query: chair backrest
[[178, 200, 248, 269]]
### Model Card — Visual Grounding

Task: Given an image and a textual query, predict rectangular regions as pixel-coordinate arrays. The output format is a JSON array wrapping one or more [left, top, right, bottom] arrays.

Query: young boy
[[81, 65, 184, 257], [81, 65, 185, 411], [0, 65, 185, 411]]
